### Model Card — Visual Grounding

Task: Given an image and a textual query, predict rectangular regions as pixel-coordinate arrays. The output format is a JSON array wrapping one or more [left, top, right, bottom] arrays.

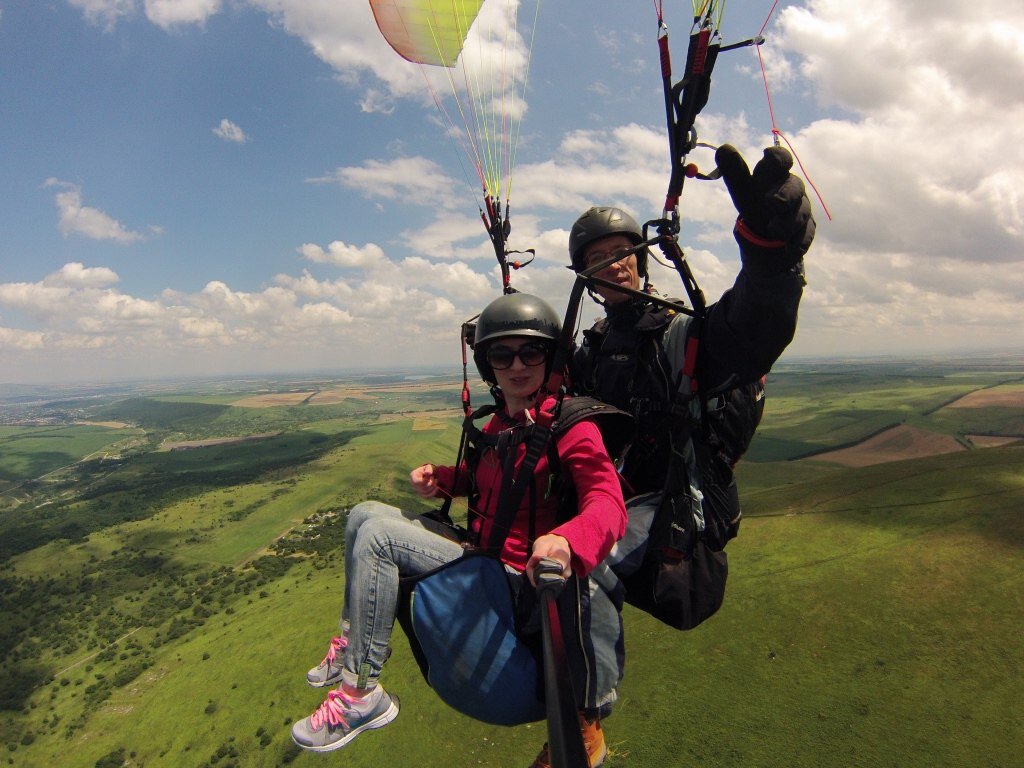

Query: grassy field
[[746, 365, 1024, 461], [627, 453, 1022, 768], [0, 424, 144, 490], [1, 363, 1021, 767]]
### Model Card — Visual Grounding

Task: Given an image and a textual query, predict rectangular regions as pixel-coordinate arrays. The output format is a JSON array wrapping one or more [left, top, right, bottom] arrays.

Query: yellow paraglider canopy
[[370, 0, 485, 67]]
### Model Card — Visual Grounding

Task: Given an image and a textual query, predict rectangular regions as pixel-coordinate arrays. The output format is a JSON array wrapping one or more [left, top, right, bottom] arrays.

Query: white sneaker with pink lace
[[291, 686, 399, 752], [306, 635, 347, 688]]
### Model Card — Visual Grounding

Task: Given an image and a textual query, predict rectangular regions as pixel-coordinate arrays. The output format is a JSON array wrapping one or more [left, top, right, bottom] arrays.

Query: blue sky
[[1, 1, 1022, 384]]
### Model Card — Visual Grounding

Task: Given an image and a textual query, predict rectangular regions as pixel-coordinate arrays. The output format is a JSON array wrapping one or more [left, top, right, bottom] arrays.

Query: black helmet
[[568, 206, 647, 277], [471, 293, 561, 384]]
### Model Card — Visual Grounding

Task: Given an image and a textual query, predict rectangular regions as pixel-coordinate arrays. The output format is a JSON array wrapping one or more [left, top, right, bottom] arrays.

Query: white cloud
[[296, 302, 353, 327], [67, 0, 135, 30], [0, 280, 73, 317], [0, 327, 46, 352], [11, 0, 1022, 381], [511, 124, 667, 213], [0, 246, 490, 375], [358, 87, 396, 115], [773, 0, 1024, 261], [44, 179, 150, 244], [0, 264, 163, 335], [298, 241, 385, 269], [398, 256, 493, 300], [249, 0, 536, 107], [213, 118, 248, 143], [44, 262, 120, 289], [309, 156, 463, 209], [144, 0, 222, 28], [70, 0, 223, 29], [403, 213, 497, 262], [271, 270, 356, 302]]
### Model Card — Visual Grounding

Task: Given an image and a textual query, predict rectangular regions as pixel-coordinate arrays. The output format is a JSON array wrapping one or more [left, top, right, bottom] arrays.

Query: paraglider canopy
[[370, 0, 484, 67]]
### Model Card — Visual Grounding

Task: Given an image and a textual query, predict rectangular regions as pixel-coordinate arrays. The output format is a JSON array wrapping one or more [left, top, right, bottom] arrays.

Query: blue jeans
[[339, 501, 465, 689], [588, 491, 661, 592], [338, 501, 624, 711]]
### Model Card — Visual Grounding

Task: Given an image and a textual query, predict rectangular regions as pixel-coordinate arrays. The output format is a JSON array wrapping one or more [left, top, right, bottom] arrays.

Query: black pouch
[[699, 473, 742, 552], [622, 539, 728, 630], [621, 492, 729, 630]]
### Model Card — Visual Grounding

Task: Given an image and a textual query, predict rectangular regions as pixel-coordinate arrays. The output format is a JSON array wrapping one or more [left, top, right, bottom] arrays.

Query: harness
[[575, 298, 764, 558], [575, 300, 702, 501], [428, 396, 632, 556], [397, 395, 632, 724]]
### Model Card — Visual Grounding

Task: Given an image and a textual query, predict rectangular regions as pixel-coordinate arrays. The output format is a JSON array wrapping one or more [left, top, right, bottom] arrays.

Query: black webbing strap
[[426, 403, 496, 531], [654, 313, 706, 555], [482, 420, 553, 556]]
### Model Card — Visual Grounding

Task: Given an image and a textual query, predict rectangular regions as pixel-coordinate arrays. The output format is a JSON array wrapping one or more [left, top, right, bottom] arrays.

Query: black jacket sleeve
[[700, 255, 805, 388]]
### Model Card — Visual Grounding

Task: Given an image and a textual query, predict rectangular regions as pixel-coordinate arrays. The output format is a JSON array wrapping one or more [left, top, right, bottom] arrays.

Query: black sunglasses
[[486, 342, 550, 370]]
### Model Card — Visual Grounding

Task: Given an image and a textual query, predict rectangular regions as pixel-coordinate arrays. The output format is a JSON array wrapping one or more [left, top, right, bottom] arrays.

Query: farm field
[[0, 424, 147, 494], [0, 359, 1021, 767]]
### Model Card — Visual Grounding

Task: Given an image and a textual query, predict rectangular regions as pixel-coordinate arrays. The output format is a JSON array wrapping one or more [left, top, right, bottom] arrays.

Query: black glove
[[716, 144, 815, 270]]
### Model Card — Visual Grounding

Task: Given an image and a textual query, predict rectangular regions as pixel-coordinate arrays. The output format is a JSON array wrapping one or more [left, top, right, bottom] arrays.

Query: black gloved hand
[[716, 144, 815, 270]]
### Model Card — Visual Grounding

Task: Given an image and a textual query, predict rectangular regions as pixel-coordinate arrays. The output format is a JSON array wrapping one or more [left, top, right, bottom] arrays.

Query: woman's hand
[[409, 464, 438, 498], [526, 534, 572, 587]]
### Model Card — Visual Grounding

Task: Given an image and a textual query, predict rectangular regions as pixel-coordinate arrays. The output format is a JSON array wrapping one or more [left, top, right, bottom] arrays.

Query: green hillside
[[1, 366, 1021, 767]]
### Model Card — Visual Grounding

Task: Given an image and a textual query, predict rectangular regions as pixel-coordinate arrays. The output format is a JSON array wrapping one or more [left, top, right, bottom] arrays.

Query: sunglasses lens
[[518, 347, 547, 366], [487, 348, 515, 369], [486, 343, 548, 370]]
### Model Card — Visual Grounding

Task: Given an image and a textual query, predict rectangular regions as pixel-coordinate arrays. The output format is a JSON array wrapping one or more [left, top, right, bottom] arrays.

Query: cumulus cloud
[[435, 0, 1018, 357], [742, 0, 1024, 353], [247, 0, 534, 107], [0, 248, 487, 377], [17, 0, 1023, 380], [213, 118, 248, 143], [404, 213, 498, 263], [144, 0, 222, 28], [0, 263, 163, 334], [67, 0, 135, 30], [70, 0, 222, 29], [0, 327, 47, 352], [308, 156, 463, 209], [44, 179, 150, 244], [774, 0, 1024, 260], [298, 241, 385, 269], [44, 262, 120, 289]]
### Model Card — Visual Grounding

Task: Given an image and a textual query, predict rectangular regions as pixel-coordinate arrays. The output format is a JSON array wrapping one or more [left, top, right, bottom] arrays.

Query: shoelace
[[320, 635, 347, 667], [309, 689, 360, 732]]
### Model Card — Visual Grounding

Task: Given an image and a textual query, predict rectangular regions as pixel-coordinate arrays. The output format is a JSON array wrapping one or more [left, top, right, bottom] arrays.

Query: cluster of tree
[[1, 430, 361, 562], [271, 507, 348, 560], [95, 397, 375, 442], [0, 505, 346, 709], [1, 412, 380, 756]]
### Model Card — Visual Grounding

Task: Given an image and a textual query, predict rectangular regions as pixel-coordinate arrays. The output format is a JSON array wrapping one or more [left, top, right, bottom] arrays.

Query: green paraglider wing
[[369, 0, 484, 67]]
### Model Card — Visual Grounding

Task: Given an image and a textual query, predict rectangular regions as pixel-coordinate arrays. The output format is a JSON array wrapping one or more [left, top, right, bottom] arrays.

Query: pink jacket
[[433, 397, 627, 576]]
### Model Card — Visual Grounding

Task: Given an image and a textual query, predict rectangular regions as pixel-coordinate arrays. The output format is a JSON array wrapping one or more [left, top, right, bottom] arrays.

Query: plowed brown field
[[946, 387, 1024, 408], [809, 425, 965, 468]]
